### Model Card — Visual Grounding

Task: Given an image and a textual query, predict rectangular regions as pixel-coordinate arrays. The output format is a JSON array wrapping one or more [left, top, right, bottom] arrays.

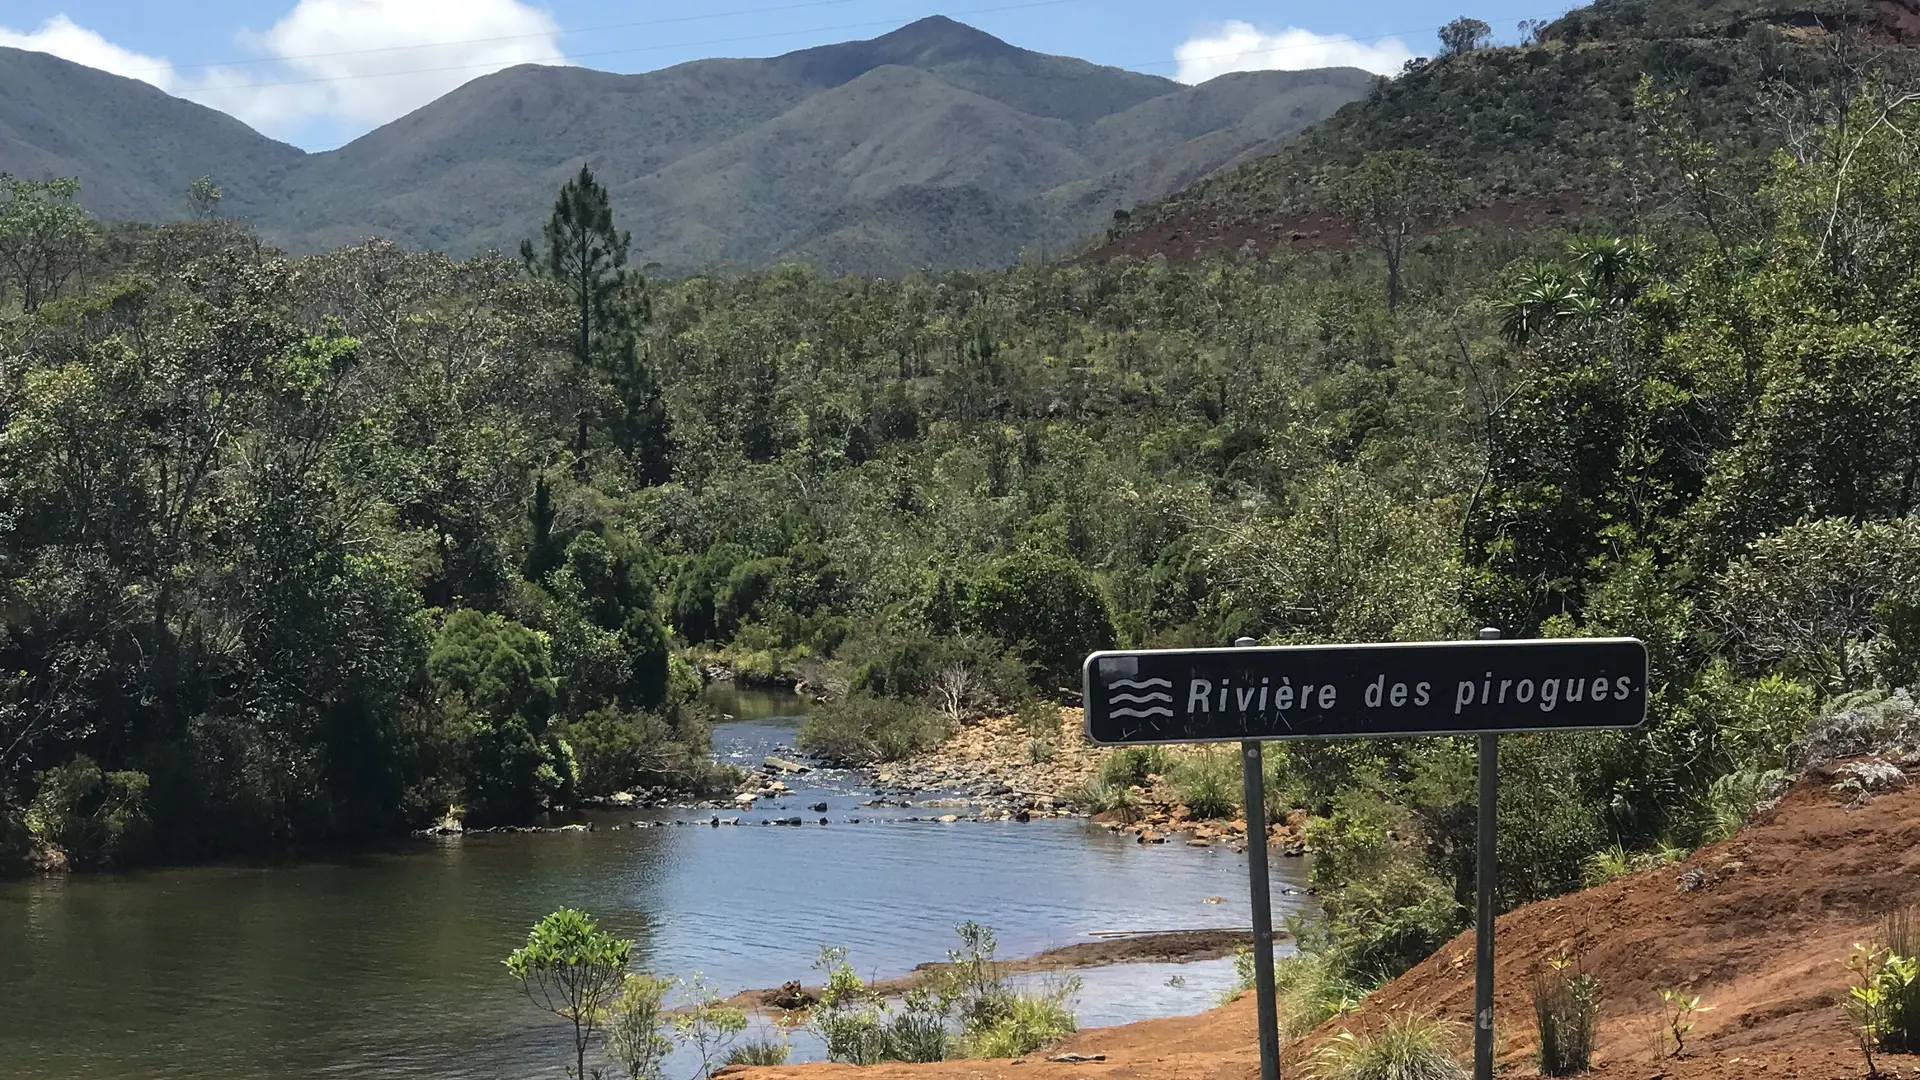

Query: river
[[0, 687, 1311, 1080]]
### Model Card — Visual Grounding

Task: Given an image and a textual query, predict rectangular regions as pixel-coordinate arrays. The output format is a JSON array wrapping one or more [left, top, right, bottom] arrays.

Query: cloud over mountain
[[0, 0, 569, 145], [1174, 21, 1413, 83]]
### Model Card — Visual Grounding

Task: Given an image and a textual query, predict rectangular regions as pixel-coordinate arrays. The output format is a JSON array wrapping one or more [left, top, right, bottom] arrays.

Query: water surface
[[0, 687, 1309, 1080]]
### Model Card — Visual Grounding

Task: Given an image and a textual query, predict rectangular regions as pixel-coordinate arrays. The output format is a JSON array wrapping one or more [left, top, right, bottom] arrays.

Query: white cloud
[[1174, 21, 1414, 84], [0, 1, 569, 145], [0, 14, 179, 89]]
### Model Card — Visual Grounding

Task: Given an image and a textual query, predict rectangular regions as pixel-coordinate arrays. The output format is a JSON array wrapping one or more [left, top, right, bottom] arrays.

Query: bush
[[552, 705, 731, 799], [1302, 794, 1462, 985], [796, 695, 951, 765], [1099, 745, 1171, 787], [1308, 1015, 1467, 1080], [962, 982, 1079, 1058], [842, 631, 1026, 714], [1226, 949, 1360, 1035], [452, 700, 575, 825], [1580, 842, 1685, 887], [965, 549, 1116, 685], [1886, 907, 1920, 1053], [1801, 687, 1920, 769], [880, 989, 951, 1063], [723, 1039, 791, 1067], [1066, 778, 1142, 822], [1845, 906, 1920, 1076], [429, 609, 557, 726], [1172, 749, 1242, 819], [1532, 956, 1599, 1076], [1015, 697, 1061, 739], [23, 756, 152, 867]]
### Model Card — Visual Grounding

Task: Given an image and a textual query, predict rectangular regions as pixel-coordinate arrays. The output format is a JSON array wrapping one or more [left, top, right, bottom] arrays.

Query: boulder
[[764, 756, 810, 774]]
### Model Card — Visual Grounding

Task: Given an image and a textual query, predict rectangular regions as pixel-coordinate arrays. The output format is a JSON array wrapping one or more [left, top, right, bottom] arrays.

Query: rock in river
[[763, 756, 809, 774]]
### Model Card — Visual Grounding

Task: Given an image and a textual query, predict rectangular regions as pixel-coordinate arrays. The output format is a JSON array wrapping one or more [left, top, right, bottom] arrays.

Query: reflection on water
[[0, 685, 1311, 1080]]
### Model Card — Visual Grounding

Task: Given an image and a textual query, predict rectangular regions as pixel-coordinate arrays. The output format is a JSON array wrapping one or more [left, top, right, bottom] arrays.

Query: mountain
[[1096, 0, 1920, 262], [0, 46, 304, 223], [0, 18, 1373, 275]]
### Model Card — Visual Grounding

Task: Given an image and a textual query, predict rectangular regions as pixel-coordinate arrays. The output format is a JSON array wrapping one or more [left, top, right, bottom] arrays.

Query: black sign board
[[1082, 638, 1647, 745]]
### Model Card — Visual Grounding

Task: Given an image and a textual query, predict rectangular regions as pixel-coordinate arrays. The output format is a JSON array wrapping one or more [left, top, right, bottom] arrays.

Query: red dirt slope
[[1347, 757, 1920, 1078], [730, 759, 1920, 1080]]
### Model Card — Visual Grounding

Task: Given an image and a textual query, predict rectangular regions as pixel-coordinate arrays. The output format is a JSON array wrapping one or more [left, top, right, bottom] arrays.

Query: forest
[[8, 17, 1920, 998]]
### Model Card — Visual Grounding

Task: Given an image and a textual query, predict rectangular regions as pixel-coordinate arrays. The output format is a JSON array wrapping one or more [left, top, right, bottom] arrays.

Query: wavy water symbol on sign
[[1107, 677, 1174, 718]]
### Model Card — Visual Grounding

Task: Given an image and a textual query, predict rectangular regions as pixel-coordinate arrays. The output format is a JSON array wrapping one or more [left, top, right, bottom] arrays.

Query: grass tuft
[[1307, 1014, 1468, 1080]]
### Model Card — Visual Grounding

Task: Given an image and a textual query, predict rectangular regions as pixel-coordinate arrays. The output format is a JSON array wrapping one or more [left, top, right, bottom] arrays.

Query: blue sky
[[1, 0, 1574, 151]]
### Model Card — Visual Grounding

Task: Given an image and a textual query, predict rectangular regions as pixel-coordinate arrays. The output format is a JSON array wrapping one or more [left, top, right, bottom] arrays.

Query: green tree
[[1713, 518, 1920, 693], [0, 176, 97, 312], [1329, 151, 1460, 311], [522, 165, 633, 470], [966, 549, 1115, 685], [187, 175, 223, 221], [1437, 17, 1492, 56], [428, 610, 571, 822], [506, 908, 634, 1080]]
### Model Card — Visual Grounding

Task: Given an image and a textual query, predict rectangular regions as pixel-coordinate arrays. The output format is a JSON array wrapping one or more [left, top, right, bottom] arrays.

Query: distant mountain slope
[[0, 17, 1371, 275], [0, 46, 302, 223]]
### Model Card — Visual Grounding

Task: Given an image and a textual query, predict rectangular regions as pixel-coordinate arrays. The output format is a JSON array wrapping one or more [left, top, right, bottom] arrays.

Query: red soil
[[1079, 196, 1586, 265], [728, 759, 1920, 1080]]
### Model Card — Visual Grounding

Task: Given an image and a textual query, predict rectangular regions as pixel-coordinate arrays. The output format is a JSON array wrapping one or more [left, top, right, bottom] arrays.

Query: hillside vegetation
[[1107, 0, 1920, 255], [0, 19, 1371, 275]]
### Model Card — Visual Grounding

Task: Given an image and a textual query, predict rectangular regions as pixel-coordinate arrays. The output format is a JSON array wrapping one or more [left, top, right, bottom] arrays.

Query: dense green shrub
[[429, 610, 557, 728], [1172, 749, 1241, 819], [555, 709, 677, 798], [23, 756, 152, 868], [1066, 778, 1141, 822], [965, 549, 1116, 685], [796, 695, 951, 765], [1098, 745, 1171, 787], [1301, 792, 1462, 985], [962, 986, 1078, 1058], [1226, 949, 1359, 1035]]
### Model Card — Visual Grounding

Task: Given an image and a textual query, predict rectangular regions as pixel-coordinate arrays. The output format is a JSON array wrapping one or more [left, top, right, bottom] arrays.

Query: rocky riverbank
[[721, 928, 1265, 1013], [865, 708, 1313, 854]]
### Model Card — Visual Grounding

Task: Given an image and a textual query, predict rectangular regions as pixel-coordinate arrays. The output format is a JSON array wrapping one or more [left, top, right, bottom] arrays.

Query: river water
[[0, 687, 1311, 1080]]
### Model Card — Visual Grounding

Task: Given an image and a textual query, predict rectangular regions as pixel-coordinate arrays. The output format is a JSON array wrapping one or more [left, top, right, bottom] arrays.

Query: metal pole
[[1474, 627, 1501, 1080], [1236, 635, 1280, 1080]]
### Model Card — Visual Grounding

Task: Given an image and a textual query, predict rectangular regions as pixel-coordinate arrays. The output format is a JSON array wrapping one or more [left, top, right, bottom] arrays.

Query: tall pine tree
[[521, 165, 672, 488]]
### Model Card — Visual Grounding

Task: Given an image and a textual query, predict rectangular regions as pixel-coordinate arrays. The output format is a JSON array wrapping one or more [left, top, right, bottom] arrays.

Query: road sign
[[1082, 637, 1647, 746]]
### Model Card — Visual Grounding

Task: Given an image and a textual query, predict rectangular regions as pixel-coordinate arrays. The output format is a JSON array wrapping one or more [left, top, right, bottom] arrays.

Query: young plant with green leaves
[[1842, 909, 1920, 1078], [605, 972, 674, 1080], [505, 908, 635, 1080], [674, 974, 749, 1080], [1654, 988, 1709, 1059], [1532, 954, 1599, 1076]]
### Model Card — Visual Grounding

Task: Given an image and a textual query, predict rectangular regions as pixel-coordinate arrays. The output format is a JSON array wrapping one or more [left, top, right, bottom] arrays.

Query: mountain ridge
[[0, 17, 1372, 275]]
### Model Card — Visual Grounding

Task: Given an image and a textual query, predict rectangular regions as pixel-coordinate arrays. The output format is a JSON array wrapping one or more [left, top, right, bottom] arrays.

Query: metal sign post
[[1473, 627, 1500, 1080], [1234, 637, 1281, 1080], [1082, 634, 1647, 1080]]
